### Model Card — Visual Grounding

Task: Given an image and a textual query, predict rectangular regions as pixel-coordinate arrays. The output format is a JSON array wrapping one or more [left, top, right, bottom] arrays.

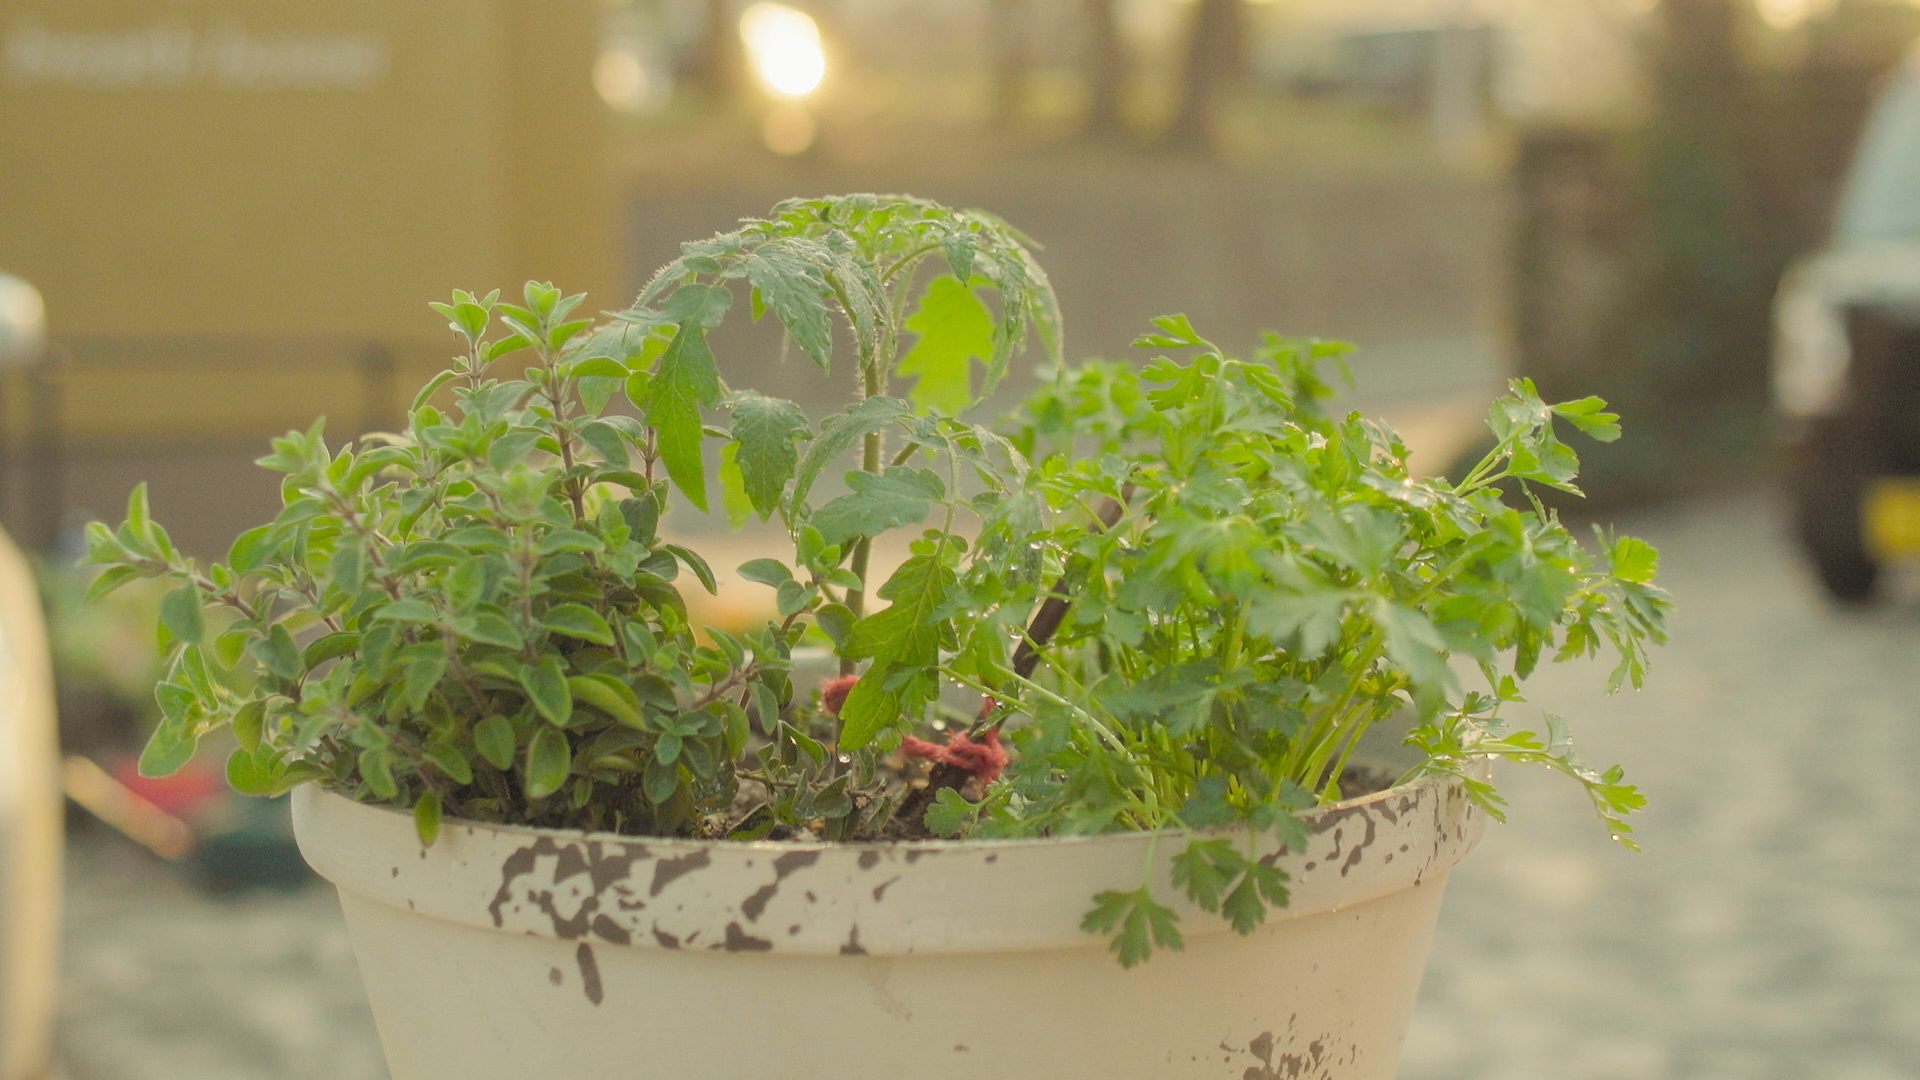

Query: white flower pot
[[293, 768, 1485, 1080]]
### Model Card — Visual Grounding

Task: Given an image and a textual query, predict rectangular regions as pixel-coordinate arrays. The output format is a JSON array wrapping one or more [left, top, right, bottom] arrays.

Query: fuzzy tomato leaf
[[728, 392, 809, 519], [808, 467, 944, 547], [839, 553, 957, 749], [789, 397, 910, 512], [896, 275, 994, 414], [743, 246, 833, 370]]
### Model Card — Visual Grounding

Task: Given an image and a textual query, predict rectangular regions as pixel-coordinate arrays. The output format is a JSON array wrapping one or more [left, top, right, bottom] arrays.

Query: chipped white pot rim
[[292, 765, 1487, 958]]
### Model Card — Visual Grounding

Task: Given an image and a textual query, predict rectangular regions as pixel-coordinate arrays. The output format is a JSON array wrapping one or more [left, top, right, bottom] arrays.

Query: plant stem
[[1282, 637, 1383, 782], [839, 330, 890, 676], [984, 489, 1134, 727]]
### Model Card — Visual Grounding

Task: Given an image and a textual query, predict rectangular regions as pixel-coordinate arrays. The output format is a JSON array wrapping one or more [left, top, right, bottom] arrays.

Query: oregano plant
[[84, 195, 1667, 969]]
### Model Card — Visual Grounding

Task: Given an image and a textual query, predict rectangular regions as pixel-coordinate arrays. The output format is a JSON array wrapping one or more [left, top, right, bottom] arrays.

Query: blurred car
[[1773, 45, 1920, 601]]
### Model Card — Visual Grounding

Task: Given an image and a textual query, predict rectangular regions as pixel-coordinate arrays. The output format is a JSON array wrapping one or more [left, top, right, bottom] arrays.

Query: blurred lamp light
[[1755, 0, 1828, 28], [739, 3, 824, 97], [0, 272, 46, 370], [594, 47, 656, 113]]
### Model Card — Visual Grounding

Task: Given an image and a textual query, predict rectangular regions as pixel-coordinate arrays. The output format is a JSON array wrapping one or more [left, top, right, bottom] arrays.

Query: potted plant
[[84, 195, 1667, 1079]]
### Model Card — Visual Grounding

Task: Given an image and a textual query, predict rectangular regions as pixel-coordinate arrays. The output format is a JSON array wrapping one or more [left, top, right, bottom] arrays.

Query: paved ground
[[52, 484, 1920, 1078], [57, 835, 385, 1080], [1402, 487, 1920, 1080]]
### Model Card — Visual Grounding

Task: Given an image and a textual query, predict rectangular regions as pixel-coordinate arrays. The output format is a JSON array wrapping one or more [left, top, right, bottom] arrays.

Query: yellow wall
[[0, 0, 615, 342]]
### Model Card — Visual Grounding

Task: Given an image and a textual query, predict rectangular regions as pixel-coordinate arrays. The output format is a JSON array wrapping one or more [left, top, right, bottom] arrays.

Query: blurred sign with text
[[0, 0, 614, 343]]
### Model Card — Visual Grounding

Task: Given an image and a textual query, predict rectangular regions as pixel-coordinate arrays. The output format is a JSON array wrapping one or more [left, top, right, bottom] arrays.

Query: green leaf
[[524, 726, 570, 800], [330, 544, 364, 594], [643, 756, 680, 805], [474, 714, 517, 771], [360, 748, 399, 799], [409, 368, 460, 415], [1609, 535, 1660, 585], [457, 612, 524, 650], [808, 467, 944, 547], [779, 720, 826, 765], [1081, 887, 1183, 969], [1550, 395, 1622, 442], [743, 245, 833, 370], [1095, 661, 1237, 735], [443, 526, 512, 552], [253, 624, 304, 683], [227, 524, 279, 575], [719, 443, 754, 529], [654, 731, 684, 766], [737, 558, 794, 587], [1170, 840, 1238, 910], [789, 397, 910, 513], [814, 602, 855, 647], [643, 323, 723, 510], [1246, 590, 1350, 657], [839, 552, 957, 749], [1132, 313, 1213, 351], [542, 603, 615, 645], [125, 482, 153, 542], [414, 791, 443, 846], [138, 720, 199, 778], [924, 787, 978, 837], [567, 675, 646, 728], [424, 739, 474, 785], [404, 652, 447, 712], [211, 627, 250, 669], [896, 275, 994, 414], [159, 585, 206, 646], [523, 654, 574, 726], [302, 631, 361, 668], [568, 356, 629, 381], [662, 282, 734, 329], [449, 559, 491, 610], [776, 580, 811, 617], [540, 529, 602, 555], [82, 565, 141, 604], [662, 543, 718, 594], [1372, 599, 1454, 698], [1221, 873, 1269, 935], [487, 333, 533, 362], [377, 599, 441, 624], [568, 321, 647, 363], [230, 699, 266, 753], [728, 392, 809, 519], [226, 746, 286, 796]]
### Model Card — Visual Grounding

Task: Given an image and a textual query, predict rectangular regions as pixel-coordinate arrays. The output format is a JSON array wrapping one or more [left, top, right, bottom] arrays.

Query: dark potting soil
[[1330, 764, 1400, 802]]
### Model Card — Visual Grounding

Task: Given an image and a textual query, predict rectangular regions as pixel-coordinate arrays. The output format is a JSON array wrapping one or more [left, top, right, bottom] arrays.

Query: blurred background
[[3, 0, 1920, 1077]]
